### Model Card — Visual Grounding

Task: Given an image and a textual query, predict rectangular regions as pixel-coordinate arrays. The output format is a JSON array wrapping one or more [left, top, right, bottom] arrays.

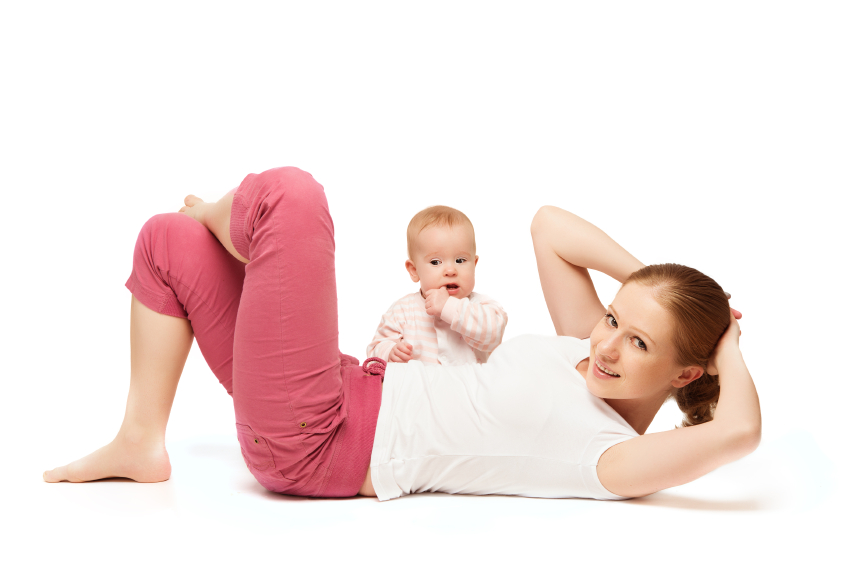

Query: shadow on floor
[[624, 492, 768, 511]]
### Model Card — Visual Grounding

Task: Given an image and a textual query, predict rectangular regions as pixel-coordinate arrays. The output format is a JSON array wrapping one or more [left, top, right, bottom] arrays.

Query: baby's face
[[406, 223, 478, 300]]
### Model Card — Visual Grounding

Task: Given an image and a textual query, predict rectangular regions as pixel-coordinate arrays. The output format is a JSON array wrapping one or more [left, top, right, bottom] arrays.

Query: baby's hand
[[389, 339, 414, 363], [424, 287, 449, 317]]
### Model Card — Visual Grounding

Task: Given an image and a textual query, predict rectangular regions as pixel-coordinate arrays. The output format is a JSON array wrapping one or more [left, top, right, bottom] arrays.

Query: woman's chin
[[584, 374, 607, 398]]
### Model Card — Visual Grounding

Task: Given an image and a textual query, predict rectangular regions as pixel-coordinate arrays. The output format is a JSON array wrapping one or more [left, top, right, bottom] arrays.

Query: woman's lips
[[592, 357, 621, 380]]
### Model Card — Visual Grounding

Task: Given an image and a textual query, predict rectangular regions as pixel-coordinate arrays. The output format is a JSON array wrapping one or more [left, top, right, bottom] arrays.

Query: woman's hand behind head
[[707, 312, 742, 376]]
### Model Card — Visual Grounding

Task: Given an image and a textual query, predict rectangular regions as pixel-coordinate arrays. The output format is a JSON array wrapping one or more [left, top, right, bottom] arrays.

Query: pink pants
[[126, 167, 383, 497]]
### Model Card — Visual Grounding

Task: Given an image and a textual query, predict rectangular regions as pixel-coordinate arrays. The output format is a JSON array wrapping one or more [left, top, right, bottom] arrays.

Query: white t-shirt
[[369, 334, 638, 501]]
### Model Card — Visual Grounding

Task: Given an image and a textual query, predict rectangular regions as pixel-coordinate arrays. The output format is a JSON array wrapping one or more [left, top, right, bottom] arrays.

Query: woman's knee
[[139, 212, 197, 239], [257, 166, 318, 187], [254, 167, 328, 211], [136, 213, 210, 257]]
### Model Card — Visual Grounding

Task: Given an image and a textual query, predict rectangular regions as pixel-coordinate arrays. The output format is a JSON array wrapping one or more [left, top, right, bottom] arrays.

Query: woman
[[43, 167, 760, 500]]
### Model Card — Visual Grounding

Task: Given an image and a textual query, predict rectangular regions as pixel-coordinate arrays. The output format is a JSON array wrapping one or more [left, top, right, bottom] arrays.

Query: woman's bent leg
[[44, 213, 246, 482], [126, 213, 246, 394], [43, 298, 191, 482], [229, 167, 348, 494]]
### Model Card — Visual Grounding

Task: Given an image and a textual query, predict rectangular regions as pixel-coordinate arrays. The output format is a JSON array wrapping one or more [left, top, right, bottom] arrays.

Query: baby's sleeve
[[440, 293, 508, 353], [366, 301, 406, 361]]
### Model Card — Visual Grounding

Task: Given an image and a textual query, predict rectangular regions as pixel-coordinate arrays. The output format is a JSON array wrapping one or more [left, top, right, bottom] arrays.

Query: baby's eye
[[456, 258, 466, 264], [631, 337, 647, 351], [429, 259, 441, 266], [604, 314, 617, 328]]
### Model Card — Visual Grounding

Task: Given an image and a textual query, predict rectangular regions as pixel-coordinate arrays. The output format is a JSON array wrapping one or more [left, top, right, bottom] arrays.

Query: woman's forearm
[[711, 348, 762, 456], [531, 206, 645, 338], [531, 206, 644, 283]]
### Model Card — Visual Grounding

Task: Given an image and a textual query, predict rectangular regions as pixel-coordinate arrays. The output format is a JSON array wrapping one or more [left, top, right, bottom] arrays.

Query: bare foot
[[43, 436, 171, 483], [179, 194, 214, 227]]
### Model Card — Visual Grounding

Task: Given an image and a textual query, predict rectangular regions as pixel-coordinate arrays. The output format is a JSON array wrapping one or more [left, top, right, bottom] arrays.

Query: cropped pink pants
[[126, 167, 382, 497]]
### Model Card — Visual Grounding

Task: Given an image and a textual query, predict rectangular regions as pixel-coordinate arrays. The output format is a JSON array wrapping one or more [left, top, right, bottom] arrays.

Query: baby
[[367, 205, 507, 365]]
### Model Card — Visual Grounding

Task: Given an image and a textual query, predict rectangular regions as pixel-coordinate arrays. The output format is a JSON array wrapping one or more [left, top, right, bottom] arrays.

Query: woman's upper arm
[[596, 422, 761, 498], [531, 206, 605, 338]]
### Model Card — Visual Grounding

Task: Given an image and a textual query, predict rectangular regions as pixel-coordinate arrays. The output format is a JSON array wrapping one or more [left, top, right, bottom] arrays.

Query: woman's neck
[[577, 358, 667, 435], [603, 394, 667, 435]]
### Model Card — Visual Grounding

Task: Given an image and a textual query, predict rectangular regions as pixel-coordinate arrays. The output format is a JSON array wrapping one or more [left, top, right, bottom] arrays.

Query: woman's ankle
[[115, 425, 166, 450]]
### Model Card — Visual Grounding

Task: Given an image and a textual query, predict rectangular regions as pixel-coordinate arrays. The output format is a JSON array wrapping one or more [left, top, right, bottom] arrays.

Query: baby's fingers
[[393, 351, 412, 363]]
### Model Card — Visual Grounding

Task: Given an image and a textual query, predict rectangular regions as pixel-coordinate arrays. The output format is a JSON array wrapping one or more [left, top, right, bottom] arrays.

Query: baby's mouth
[[445, 284, 460, 295]]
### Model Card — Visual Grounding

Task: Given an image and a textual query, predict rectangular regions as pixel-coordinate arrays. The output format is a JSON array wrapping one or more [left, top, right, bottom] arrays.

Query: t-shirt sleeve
[[562, 337, 591, 368], [579, 428, 636, 500]]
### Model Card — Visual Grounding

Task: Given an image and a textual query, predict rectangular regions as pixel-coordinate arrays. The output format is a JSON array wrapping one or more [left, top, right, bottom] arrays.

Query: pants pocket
[[236, 423, 276, 472]]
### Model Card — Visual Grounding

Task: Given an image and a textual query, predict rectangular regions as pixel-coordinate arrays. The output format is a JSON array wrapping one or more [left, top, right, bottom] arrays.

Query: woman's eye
[[631, 337, 647, 351], [604, 314, 617, 328], [430, 259, 441, 266]]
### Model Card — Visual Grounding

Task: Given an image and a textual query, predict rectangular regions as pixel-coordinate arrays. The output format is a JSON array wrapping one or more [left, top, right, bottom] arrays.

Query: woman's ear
[[405, 259, 419, 283], [671, 366, 704, 389]]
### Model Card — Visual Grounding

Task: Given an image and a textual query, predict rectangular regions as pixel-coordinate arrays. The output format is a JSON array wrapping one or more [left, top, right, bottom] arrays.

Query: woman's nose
[[596, 335, 619, 360]]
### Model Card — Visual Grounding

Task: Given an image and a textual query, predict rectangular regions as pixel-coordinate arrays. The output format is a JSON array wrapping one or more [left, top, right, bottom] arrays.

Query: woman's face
[[586, 283, 700, 401]]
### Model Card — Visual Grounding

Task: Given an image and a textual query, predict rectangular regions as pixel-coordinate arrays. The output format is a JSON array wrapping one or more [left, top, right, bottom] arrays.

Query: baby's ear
[[474, 255, 479, 266], [405, 259, 419, 283]]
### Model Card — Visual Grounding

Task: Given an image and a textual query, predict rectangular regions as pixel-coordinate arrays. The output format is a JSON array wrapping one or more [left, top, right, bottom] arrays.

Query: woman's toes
[[43, 466, 66, 483], [183, 194, 204, 206]]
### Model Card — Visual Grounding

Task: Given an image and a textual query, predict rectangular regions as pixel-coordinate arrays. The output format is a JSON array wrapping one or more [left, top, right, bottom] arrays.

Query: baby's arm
[[440, 294, 508, 353], [366, 304, 414, 363]]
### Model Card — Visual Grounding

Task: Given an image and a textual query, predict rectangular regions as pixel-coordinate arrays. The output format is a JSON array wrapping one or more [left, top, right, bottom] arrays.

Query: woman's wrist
[[714, 346, 744, 378], [616, 259, 647, 284]]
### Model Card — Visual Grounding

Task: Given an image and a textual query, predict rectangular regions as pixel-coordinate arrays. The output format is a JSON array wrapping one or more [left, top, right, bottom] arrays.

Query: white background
[[1, 1, 845, 564]]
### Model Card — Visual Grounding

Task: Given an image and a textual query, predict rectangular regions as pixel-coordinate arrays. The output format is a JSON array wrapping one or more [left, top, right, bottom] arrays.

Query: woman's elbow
[[741, 421, 762, 454], [725, 420, 762, 460]]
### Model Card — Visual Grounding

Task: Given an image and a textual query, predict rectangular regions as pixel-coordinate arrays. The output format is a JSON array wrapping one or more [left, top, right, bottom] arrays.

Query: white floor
[[14, 428, 841, 564]]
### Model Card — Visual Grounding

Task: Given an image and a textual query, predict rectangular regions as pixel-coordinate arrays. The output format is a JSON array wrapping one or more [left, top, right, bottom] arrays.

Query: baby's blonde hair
[[407, 205, 475, 258]]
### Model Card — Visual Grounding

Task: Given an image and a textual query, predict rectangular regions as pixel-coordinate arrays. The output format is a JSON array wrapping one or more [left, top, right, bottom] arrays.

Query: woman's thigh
[[127, 212, 246, 394], [229, 167, 345, 485]]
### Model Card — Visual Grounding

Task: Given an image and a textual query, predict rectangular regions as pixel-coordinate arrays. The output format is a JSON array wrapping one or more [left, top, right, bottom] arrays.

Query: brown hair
[[406, 205, 475, 258], [624, 264, 729, 427]]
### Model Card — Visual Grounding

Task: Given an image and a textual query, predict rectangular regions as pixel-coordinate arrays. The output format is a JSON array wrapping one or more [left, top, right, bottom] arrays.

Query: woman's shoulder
[[509, 333, 589, 354], [493, 334, 590, 367]]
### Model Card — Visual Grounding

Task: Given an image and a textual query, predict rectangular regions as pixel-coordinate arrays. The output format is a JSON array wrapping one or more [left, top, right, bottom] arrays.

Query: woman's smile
[[592, 357, 621, 379]]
